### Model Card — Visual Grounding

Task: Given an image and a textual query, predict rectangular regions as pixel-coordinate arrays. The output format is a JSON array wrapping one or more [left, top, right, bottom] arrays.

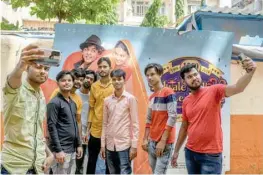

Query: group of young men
[[1, 44, 256, 174]]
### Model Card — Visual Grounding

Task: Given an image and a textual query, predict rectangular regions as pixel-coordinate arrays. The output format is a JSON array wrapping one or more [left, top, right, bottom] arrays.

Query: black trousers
[[86, 134, 109, 174], [75, 144, 87, 174]]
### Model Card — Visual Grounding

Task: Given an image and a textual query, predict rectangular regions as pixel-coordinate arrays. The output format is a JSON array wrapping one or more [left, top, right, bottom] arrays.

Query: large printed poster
[[41, 24, 234, 173]]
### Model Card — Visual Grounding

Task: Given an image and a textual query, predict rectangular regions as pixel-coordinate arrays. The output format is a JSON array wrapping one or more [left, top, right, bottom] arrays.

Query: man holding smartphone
[[1, 44, 54, 174], [171, 56, 257, 174]]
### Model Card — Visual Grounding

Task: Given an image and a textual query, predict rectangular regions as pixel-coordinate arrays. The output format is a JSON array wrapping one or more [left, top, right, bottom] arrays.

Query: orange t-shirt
[[183, 84, 226, 153], [146, 87, 177, 144]]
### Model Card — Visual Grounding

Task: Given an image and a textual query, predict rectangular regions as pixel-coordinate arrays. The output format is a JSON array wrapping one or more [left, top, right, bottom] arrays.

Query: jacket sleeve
[[47, 102, 62, 152]]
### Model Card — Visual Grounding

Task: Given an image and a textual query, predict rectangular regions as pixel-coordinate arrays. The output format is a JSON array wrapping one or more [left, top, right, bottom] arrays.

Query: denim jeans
[[185, 147, 222, 174], [106, 147, 132, 174], [1, 165, 36, 174], [87, 134, 109, 174], [148, 140, 174, 174], [95, 155, 108, 174]]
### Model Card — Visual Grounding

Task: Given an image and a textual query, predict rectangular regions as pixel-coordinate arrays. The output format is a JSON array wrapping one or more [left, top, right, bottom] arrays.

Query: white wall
[[0, 1, 23, 25]]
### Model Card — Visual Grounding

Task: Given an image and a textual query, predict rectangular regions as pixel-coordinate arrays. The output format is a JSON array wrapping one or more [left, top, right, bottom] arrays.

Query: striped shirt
[[146, 87, 177, 143]]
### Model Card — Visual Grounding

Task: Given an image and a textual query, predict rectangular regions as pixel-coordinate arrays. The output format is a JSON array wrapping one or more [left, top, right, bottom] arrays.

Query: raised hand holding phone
[[32, 48, 62, 67], [238, 53, 256, 73]]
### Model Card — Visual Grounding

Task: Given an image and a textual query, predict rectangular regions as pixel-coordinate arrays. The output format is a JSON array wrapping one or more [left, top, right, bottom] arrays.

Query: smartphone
[[238, 53, 250, 73], [237, 53, 246, 62], [33, 48, 62, 67]]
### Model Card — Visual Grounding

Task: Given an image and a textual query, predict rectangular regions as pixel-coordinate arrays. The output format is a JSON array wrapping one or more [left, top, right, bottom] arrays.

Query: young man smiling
[[47, 71, 83, 174], [49, 68, 85, 140], [100, 69, 139, 174], [75, 35, 104, 69]]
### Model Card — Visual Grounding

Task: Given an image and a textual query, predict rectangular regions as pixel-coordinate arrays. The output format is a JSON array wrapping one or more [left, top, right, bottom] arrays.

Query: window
[[254, 0, 262, 11], [160, 3, 166, 15], [188, 5, 200, 14], [132, 0, 150, 16]]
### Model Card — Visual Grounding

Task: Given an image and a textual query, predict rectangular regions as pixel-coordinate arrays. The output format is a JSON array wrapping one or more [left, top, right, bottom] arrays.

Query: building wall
[[22, 20, 56, 30], [1, 35, 263, 173], [226, 60, 263, 174], [206, 0, 220, 6], [186, 0, 202, 14], [120, 0, 176, 26], [206, 0, 263, 10], [0, 1, 23, 25]]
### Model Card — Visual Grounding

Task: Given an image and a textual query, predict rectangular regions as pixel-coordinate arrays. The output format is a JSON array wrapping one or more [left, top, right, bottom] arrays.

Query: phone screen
[[33, 49, 62, 67]]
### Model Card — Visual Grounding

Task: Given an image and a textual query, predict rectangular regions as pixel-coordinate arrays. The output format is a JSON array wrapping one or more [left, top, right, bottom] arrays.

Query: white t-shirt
[[76, 89, 90, 129]]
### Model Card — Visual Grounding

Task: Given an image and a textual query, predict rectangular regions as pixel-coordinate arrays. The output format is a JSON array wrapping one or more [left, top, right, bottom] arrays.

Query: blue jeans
[[1, 165, 36, 174], [185, 147, 222, 174], [106, 148, 132, 174], [95, 154, 107, 174], [148, 140, 174, 174], [87, 134, 109, 174]]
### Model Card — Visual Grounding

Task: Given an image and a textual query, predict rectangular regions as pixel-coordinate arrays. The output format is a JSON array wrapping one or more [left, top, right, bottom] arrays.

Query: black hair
[[85, 69, 98, 82], [180, 63, 197, 79], [71, 68, 85, 78], [56, 70, 74, 82], [110, 69, 126, 80], [114, 41, 130, 56], [144, 63, 163, 76], [97, 57, 111, 67]]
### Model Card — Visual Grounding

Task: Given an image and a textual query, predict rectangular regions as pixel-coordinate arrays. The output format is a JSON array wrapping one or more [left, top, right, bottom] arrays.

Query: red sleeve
[[213, 84, 226, 102], [182, 100, 188, 122]]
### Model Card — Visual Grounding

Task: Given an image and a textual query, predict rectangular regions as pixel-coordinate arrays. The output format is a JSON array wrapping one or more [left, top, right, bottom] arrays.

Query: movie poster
[[41, 24, 234, 173]]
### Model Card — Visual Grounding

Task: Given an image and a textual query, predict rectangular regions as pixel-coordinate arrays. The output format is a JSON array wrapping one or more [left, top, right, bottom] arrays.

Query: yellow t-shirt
[[50, 88, 83, 115], [89, 80, 114, 138]]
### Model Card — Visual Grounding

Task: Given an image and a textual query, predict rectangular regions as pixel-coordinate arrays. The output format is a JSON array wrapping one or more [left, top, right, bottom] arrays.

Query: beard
[[28, 75, 47, 85], [187, 80, 202, 91], [83, 81, 91, 89], [188, 85, 201, 91]]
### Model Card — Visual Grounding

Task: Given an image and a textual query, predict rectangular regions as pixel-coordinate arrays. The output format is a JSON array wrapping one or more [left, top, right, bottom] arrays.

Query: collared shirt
[[101, 91, 139, 151], [50, 88, 83, 115], [2, 80, 46, 174], [47, 93, 81, 153], [89, 80, 114, 138]]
